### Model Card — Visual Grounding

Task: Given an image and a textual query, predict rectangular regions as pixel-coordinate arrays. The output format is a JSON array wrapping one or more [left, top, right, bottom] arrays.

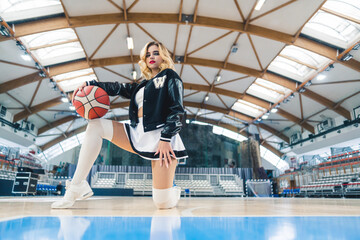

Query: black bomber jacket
[[87, 68, 185, 142]]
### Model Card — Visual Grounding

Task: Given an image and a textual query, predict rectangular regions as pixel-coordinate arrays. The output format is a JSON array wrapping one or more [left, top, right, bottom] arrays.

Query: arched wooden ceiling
[[1, 0, 360, 158]]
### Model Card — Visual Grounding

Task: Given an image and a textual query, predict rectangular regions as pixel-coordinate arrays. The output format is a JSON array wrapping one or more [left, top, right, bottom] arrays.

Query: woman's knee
[[152, 187, 181, 209], [86, 119, 113, 140]]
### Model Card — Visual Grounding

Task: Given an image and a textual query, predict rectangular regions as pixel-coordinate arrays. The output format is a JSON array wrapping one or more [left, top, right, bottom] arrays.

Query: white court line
[[0, 197, 113, 202]]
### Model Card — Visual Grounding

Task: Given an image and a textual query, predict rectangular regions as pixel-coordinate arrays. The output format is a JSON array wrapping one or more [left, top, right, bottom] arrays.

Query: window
[[53, 68, 97, 92], [60, 135, 80, 152], [20, 29, 85, 66], [247, 78, 291, 103], [302, 9, 360, 49], [260, 146, 289, 170], [232, 100, 266, 118], [0, 0, 63, 22], [280, 46, 330, 69], [268, 56, 315, 82]]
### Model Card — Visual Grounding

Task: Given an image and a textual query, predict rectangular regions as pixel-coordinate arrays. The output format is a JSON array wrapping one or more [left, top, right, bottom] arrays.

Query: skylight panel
[[21, 29, 77, 49], [53, 68, 97, 92], [281, 46, 330, 69], [32, 41, 85, 66], [0, 0, 63, 22], [232, 100, 266, 118], [268, 56, 314, 81], [302, 10, 360, 48], [19, 28, 85, 66], [246, 78, 291, 103], [323, 0, 360, 21]]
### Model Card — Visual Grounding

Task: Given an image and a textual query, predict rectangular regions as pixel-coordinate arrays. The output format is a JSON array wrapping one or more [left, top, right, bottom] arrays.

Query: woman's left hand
[[155, 140, 176, 168]]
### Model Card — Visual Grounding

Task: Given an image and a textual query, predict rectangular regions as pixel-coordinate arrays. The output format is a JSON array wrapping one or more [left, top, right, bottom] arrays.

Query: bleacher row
[[91, 172, 245, 196], [299, 172, 360, 197], [319, 150, 360, 167]]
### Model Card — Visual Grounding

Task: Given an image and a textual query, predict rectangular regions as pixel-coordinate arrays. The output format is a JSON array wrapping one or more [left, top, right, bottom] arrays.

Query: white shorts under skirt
[[124, 117, 188, 160]]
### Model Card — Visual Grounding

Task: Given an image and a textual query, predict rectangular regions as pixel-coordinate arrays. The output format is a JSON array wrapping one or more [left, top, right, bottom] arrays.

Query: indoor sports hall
[[1, 0, 360, 239]]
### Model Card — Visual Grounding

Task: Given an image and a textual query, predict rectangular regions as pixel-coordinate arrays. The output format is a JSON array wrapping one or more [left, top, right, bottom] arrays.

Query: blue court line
[[1, 216, 360, 239]]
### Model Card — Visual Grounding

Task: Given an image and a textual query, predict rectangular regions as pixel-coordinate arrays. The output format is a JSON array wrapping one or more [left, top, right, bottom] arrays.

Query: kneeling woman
[[52, 41, 188, 209]]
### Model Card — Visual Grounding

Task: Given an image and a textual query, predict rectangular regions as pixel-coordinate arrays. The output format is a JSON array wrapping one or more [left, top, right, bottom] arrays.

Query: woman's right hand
[[72, 82, 87, 102], [76, 82, 87, 93]]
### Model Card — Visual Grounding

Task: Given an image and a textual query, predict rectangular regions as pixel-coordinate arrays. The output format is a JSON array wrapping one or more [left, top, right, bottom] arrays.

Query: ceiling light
[[231, 44, 238, 53], [21, 54, 31, 61], [16, 41, 26, 51], [61, 97, 69, 103], [0, 25, 10, 37], [270, 108, 278, 113], [205, 95, 209, 101], [298, 87, 306, 93], [317, 74, 326, 81], [215, 75, 221, 82], [127, 37, 134, 50], [353, 43, 360, 50], [255, 0, 266, 10], [262, 115, 268, 119], [325, 64, 334, 71], [131, 70, 137, 80], [304, 80, 312, 87], [69, 105, 75, 111], [341, 53, 353, 61], [39, 71, 46, 78]]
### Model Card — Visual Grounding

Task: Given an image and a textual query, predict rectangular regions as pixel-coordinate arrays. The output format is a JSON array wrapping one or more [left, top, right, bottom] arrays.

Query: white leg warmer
[[71, 119, 113, 185], [152, 186, 181, 209]]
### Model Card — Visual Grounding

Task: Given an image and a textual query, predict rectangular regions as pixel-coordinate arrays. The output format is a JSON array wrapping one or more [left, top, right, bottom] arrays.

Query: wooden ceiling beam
[[294, 37, 360, 72], [276, 108, 315, 134], [47, 56, 347, 126], [302, 89, 351, 120], [0, 72, 42, 94], [38, 115, 79, 135], [13, 97, 63, 122], [258, 123, 289, 143], [14, 14, 294, 44], [13, 14, 360, 72]]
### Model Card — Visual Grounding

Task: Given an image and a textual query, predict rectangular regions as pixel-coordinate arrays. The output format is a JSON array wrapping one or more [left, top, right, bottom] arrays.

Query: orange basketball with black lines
[[72, 86, 110, 119]]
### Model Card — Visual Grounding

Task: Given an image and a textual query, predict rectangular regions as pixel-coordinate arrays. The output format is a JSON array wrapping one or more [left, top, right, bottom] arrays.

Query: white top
[[135, 86, 145, 109]]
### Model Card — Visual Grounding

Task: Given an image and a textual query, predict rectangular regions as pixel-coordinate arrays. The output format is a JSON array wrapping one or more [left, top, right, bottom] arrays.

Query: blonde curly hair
[[138, 41, 176, 80]]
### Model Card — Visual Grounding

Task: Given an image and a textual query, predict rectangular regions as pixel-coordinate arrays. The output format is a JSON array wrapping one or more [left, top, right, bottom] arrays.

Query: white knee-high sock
[[71, 119, 113, 185]]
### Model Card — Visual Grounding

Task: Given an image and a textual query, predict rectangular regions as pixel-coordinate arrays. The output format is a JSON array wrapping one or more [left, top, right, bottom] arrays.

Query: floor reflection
[[1, 215, 360, 239]]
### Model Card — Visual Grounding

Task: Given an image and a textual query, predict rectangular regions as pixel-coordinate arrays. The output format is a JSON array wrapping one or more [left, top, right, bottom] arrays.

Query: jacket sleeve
[[160, 76, 185, 142], [87, 80, 137, 99]]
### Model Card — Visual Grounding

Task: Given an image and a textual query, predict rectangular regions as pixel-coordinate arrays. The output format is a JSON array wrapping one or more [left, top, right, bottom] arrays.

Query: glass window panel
[[76, 132, 86, 145], [60, 135, 80, 152], [53, 68, 94, 81], [248, 84, 281, 99], [281, 46, 330, 68], [232, 100, 266, 118], [21, 29, 77, 48], [247, 79, 291, 103], [212, 125, 248, 142], [33, 41, 83, 59], [43, 143, 63, 160], [302, 11, 360, 48], [0, 0, 62, 22], [268, 56, 315, 81], [260, 146, 289, 170], [323, 0, 360, 21], [58, 74, 97, 92]]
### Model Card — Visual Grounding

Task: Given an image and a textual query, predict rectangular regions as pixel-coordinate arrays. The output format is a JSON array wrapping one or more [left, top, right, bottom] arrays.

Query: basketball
[[72, 86, 110, 119]]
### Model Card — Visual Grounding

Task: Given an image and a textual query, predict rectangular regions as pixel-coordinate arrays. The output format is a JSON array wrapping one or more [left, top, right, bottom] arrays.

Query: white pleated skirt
[[124, 117, 188, 160]]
